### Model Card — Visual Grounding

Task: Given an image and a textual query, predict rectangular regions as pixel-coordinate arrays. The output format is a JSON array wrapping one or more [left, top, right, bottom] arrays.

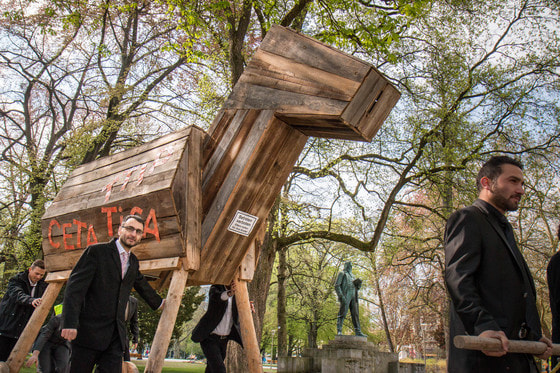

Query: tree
[[136, 286, 204, 353], [0, 0, 207, 271], [268, 0, 560, 356]]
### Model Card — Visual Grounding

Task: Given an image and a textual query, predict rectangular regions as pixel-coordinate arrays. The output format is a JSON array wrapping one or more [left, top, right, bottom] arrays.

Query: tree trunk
[[287, 334, 294, 356], [373, 262, 395, 353], [307, 320, 317, 349], [277, 247, 287, 357]]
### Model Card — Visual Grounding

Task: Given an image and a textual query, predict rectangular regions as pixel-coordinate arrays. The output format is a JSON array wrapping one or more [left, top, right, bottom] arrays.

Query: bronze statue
[[335, 261, 365, 336]]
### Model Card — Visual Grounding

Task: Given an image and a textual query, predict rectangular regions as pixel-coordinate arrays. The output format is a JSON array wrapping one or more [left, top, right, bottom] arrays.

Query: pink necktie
[[120, 252, 129, 278]]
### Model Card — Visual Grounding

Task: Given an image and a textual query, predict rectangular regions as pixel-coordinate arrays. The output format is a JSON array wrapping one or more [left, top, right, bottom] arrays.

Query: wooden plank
[[200, 110, 274, 248], [145, 269, 189, 373], [48, 140, 186, 209], [44, 234, 184, 272], [139, 257, 181, 272], [7, 283, 64, 372], [359, 84, 401, 140], [341, 70, 385, 123], [42, 194, 178, 239], [42, 192, 179, 255], [202, 110, 252, 192], [193, 117, 307, 284], [203, 110, 233, 165], [64, 127, 193, 179], [48, 157, 180, 209], [234, 279, 263, 373], [202, 110, 260, 215], [44, 250, 82, 273], [57, 136, 187, 190], [123, 361, 140, 373], [275, 114, 365, 140], [341, 68, 400, 141], [45, 270, 72, 283], [214, 123, 307, 284], [239, 49, 359, 101], [43, 171, 178, 219], [149, 270, 173, 292], [216, 121, 307, 284], [258, 25, 370, 83], [454, 335, 559, 355], [225, 82, 348, 116], [44, 257, 180, 283], [173, 126, 203, 271], [239, 239, 257, 281]]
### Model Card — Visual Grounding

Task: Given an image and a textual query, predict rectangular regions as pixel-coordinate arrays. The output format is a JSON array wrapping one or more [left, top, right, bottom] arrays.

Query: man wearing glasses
[[61, 214, 164, 372]]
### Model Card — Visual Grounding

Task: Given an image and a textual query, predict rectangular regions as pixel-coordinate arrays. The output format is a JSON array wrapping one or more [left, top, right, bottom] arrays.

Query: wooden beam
[[6, 282, 64, 372], [123, 361, 140, 373], [234, 278, 262, 373], [44, 270, 72, 283], [453, 335, 560, 355], [139, 257, 181, 272], [44, 257, 182, 283], [144, 268, 189, 372]]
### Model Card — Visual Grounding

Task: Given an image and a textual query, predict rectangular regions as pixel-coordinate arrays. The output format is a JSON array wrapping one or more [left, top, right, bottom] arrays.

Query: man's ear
[[480, 176, 492, 190]]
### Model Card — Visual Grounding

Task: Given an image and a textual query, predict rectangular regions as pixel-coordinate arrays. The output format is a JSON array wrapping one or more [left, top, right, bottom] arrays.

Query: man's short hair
[[476, 155, 523, 192], [31, 259, 45, 269], [122, 214, 145, 225]]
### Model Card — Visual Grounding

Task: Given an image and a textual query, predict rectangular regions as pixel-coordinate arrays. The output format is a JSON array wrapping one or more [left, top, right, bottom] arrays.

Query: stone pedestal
[[278, 335, 398, 373]]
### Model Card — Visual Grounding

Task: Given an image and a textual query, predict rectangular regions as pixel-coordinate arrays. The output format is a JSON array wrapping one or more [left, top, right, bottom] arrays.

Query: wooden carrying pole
[[144, 268, 189, 373], [235, 279, 263, 372], [454, 335, 560, 355], [6, 282, 64, 372]]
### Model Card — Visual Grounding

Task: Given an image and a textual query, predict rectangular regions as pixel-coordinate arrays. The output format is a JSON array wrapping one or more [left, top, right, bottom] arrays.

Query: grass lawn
[[134, 360, 206, 372], [19, 358, 277, 372], [134, 359, 277, 372]]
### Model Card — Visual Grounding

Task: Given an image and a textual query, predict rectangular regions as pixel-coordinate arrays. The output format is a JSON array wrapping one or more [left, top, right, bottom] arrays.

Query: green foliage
[[136, 286, 204, 351]]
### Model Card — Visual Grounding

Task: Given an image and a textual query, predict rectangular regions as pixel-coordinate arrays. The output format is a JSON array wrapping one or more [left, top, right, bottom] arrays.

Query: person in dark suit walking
[[0, 259, 47, 361], [61, 214, 164, 373], [124, 296, 138, 362], [445, 155, 552, 372], [547, 223, 560, 369], [25, 310, 70, 373], [191, 282, 243, 373]]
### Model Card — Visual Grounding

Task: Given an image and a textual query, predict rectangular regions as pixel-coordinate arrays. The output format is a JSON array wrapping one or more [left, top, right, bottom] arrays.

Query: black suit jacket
[[62, 239, 162, 352], [0, 270, 47, 338], [191, 285, 242, 346], [444, 200, 541, 373], [547, 251, 560, 366]]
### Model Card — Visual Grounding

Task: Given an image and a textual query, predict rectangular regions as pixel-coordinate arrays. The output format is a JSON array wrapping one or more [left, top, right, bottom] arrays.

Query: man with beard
[[61, 215, 164, 372], [444, 155, 552, 372]]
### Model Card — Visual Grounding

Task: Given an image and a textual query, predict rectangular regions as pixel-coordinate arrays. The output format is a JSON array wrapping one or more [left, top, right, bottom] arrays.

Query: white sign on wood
[[228, 211, 259, 237]]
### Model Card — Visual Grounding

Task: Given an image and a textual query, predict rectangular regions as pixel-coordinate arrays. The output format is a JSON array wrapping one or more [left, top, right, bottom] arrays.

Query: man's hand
[[227, 280, 236, 297], [250, 301, 255, 313], [479, 330, 509, 357], [31, 298, 42, 308], [61, 328, 78, 341], [536, 336, 553, 360], [25, 350, 40, 367]]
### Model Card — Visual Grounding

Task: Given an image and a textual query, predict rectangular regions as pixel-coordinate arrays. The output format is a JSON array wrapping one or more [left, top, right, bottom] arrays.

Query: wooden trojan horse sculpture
[[1, 25, 400, 372]]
